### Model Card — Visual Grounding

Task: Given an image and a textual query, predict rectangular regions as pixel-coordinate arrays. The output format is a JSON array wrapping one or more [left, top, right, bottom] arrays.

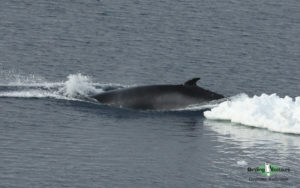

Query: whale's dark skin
[[92, 78, 224, 110]]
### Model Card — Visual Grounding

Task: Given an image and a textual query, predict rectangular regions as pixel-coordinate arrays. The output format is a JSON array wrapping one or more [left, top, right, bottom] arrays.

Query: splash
[[0, 73, 117, 101], [59, 74, 101, 98], [0, 70, 50, 86], [204, 94, 300, 134]]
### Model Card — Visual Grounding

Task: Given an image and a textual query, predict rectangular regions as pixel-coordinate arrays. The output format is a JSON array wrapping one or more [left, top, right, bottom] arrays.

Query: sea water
[[1, 0, 300, 187]]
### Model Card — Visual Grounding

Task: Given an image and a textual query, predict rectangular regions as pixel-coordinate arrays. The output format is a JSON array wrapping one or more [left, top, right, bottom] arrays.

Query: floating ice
[[204, 94, 300, 134]]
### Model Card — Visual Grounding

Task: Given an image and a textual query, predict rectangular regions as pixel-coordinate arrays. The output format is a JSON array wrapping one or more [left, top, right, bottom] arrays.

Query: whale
[[91, 78, 224, 110]]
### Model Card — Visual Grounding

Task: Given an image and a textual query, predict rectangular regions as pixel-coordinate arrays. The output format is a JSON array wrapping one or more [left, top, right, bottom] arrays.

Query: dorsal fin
[[184, 78, 200, 86]]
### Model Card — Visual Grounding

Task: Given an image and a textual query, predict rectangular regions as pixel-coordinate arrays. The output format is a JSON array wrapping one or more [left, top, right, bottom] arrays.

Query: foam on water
[[204, 94, 300, 134], [174, 102, 221, 111], [0, 73, 108, 101], [0, 90, 71, 100]]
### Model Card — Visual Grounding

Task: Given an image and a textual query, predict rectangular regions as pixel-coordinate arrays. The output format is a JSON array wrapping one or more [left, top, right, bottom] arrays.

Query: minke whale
[[92, 78, 224, 110]]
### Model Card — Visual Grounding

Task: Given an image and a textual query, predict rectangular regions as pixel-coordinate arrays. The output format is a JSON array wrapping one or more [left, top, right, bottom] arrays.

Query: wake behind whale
[[92, 78, 224, 110]]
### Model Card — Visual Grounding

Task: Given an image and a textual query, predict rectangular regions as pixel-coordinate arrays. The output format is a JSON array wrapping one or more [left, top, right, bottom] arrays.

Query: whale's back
[[92, 84, 223, 110]]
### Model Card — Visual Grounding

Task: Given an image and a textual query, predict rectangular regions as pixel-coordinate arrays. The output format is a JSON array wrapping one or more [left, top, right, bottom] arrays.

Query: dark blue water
[[1, 0, 300, 187]]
